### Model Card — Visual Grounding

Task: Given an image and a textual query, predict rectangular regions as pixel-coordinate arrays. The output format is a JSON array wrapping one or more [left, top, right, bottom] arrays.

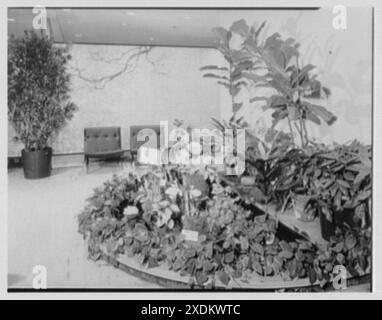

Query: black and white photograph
[[4, 4, 374, 294]]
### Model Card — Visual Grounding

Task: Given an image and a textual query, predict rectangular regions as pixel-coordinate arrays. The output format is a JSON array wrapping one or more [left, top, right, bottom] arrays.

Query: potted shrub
[[8, 31, 77, 179]]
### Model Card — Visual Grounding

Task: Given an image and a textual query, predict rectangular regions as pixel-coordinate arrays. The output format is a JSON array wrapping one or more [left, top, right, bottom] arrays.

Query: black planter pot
[[21, 147, 52, 179], [319, 207, 336, 241]]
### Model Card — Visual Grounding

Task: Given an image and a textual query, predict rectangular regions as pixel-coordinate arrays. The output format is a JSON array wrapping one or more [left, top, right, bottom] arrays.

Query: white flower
[[265, 233, 275, 245], [159, 200, 170, 208], [190, 188, 202, 198], [163, 208, 172, 220], [165, 186, 181, 198], [123, 206, 139, 216], [167, 219, 175, 229]]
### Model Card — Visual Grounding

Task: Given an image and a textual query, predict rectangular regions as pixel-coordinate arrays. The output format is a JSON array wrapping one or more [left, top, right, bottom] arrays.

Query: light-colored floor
[[8, 162, 160, 288]]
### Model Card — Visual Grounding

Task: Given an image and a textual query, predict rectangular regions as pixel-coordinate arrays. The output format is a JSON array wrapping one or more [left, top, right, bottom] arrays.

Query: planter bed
[[79, 166, 371, 291]]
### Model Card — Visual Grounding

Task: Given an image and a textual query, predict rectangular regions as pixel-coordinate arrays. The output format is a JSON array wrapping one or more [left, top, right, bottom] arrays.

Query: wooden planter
[[100, 250, 370, 291], [95, 172, 370, 291]]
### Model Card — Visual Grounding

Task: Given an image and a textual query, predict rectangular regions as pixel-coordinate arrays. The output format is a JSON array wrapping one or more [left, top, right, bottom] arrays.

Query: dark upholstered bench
[[84, 126, 124, 173]]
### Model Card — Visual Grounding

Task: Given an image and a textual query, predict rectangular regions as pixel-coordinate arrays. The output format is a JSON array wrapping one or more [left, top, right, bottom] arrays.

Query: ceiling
[[8, 8, 319, 48]]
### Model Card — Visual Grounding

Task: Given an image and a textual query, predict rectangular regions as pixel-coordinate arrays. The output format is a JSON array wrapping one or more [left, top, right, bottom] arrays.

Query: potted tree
[[8, 31, 77, 179]]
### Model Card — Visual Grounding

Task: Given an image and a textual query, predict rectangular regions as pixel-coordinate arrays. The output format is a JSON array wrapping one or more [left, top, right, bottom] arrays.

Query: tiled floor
[[8, 162, 160, 289]]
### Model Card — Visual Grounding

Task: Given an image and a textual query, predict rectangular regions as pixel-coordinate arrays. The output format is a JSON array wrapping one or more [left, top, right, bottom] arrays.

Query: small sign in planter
[[240, 176, 256, 186], [181, 229, 199, 242]]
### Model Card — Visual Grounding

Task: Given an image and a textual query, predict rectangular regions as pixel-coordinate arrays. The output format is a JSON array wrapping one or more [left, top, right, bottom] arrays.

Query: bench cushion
[[84, 127, 122, 155]]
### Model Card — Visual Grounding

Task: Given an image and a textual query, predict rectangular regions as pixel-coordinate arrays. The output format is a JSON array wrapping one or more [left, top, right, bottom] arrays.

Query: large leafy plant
[[201, 20, 266, 119], [8, 31, 77, 151], [242, 23, 337, 148], [202, 19, 337, 149]]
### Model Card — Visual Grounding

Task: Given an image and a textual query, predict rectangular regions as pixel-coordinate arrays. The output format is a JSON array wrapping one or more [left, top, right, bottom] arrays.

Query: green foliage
[[315, 141, 371, 224], [262, 140, 372, 225], [312, 226, 371, 287], [242, 23, 336, 148], [8, 30, 77, 151], [200, 19, 267, 117], [202, 19, 337, 149], [79, 166, 371, 288]]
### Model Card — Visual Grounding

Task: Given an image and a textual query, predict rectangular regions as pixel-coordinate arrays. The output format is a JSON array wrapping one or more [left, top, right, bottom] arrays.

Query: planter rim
[[22, 147, 52, 153]]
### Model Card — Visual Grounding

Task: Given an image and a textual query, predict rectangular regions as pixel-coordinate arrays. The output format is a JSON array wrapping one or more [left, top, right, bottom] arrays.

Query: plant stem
[[299, 117, 305, 148], [286, 113, 296, 146]]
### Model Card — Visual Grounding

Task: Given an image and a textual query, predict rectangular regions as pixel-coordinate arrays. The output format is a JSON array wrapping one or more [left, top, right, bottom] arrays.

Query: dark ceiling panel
[[7, 8, 319, 47]]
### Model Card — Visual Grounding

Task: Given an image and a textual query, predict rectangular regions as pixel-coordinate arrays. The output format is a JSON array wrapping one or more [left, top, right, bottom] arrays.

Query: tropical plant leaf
[[305, 110, 321, 125], [354, 170, 370, 185], [292, 64, 315, 87], [254, 21, 267, 39], [242, 72, 267, 83], [217, 81, 231, 89], [355, 189, 371, 202], [304, 102, 337, 125], [200, 65, 229, 71], [195, 271, 209, 285], [230, 50, 253, 63], [230, 19, 249, 37], [212, 27, 230, 45], [251, 242, 264, 255], [250, 96, 269, 104], [262, 95, 288, 111], [202, 73, 229, 81], [218, 270, 230, 285], [211, 117, 225, 132], [233, 102, 243, 113]]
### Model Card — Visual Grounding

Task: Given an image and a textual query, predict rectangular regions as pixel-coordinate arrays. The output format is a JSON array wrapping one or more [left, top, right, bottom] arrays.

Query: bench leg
[[85, 156, 89, 174]]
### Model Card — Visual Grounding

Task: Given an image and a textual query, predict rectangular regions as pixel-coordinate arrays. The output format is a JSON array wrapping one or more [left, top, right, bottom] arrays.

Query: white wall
[[8, 8, 372, 156]]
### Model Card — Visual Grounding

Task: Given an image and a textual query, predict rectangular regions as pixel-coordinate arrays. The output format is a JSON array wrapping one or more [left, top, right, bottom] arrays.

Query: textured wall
[[8, 46, 224, 155], [8, 8, 372, 156]]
